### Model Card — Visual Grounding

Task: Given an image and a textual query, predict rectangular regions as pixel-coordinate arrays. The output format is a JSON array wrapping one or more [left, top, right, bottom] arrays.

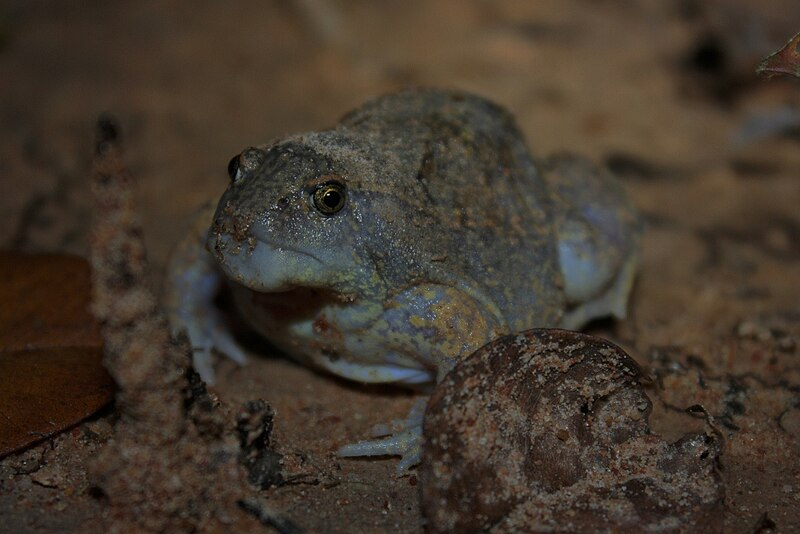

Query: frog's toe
[[338, 424, 422, 474], [396, 439, 422, 473], [191, 347, 216, 384], [211, 326, 247, 364]]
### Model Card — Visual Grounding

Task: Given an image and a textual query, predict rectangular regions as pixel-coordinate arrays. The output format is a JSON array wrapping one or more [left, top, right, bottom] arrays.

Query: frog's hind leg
[[542, 153, 641, 331], [561, 249, 639, 330]]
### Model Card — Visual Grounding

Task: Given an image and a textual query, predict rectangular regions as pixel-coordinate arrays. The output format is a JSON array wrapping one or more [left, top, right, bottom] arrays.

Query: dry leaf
[[0, 252, 102, 350], [0, 346, 112, 457], [757, 32, 800, 78], [0, 252, 112, 458]]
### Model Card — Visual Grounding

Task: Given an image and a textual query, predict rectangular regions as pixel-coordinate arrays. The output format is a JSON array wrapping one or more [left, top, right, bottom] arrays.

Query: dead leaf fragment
[[0, 252, 103, 351], [0, 252, 111, 458], [0, 346, 112, 458], [757, 32, 800, 79]]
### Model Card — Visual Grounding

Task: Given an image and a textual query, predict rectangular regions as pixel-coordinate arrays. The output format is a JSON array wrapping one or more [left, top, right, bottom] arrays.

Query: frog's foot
[[178, 306, 247, 384], [338, 399, 426, 474], [561, 249, 639, 331]]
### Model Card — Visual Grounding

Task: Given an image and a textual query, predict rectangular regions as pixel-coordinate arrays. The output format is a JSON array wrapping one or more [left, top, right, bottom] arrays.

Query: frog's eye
[[227, 147, 266, 184], [227, 154, 241, 183], [312, 182, 347, 215]]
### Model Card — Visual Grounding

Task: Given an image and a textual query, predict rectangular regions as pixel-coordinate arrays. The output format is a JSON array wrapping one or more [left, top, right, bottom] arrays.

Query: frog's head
[[207, 135, 378, 300]]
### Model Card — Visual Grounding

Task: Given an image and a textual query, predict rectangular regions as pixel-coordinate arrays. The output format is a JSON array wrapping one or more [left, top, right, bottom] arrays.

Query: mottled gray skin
[[166, 88, 640, 470]]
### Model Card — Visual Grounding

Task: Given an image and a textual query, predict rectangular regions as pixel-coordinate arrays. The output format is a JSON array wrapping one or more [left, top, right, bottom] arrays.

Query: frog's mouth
[[248, 286, 336, 317], [212, 234, 436, 385], [208, 233, 342, 294]]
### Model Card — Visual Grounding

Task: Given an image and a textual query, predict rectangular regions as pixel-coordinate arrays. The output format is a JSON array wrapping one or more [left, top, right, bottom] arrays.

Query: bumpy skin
[[165, 89, 640, 471]]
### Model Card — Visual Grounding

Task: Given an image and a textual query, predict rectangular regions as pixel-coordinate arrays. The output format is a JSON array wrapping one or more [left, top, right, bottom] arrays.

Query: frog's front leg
[[337, 284, 506, 473], [164, 203, 246, 383]]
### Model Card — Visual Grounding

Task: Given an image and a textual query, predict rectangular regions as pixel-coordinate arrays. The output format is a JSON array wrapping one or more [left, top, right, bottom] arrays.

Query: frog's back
[[333, 89, 565, 329]]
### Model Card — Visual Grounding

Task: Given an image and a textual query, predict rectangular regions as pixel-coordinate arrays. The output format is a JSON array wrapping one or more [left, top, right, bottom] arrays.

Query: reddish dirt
[[1, 1, 799, 532]]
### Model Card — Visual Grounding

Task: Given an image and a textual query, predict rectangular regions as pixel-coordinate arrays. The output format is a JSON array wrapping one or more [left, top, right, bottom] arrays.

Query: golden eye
[[312, 182, 347, 215]]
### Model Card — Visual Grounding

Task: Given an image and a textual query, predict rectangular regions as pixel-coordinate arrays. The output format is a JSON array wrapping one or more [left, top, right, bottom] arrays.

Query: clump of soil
[[86, 119, 270, 532], [422, 329, 724, 533]]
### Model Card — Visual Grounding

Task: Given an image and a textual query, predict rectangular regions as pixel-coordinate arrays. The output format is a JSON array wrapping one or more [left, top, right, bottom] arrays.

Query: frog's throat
[[208, 234, 335, 293]]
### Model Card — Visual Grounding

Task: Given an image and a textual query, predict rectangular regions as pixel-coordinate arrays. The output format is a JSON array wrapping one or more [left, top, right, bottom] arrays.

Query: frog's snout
[[211, 205, 255, 247], [207, 231, 274, 290], [207, 229, 330, 294]]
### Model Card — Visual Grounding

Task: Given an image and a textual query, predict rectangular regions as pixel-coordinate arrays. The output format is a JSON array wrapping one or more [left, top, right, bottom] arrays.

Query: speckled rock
[[421, 329, 724, 533]]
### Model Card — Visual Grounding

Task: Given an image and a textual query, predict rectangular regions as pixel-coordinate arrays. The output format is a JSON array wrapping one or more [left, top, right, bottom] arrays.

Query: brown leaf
[[757, 32, 800, 79], [0, 252, 112, 458], [0, 347, 112, 457], [0, 252, 102, 351]]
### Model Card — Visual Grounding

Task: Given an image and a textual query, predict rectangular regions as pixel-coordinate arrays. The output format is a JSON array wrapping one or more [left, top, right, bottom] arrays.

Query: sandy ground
[[1, 0, 799, 532]]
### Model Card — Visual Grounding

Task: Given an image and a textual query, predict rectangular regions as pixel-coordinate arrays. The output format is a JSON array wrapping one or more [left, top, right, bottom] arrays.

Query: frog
[[165, 88, 641, 472]]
